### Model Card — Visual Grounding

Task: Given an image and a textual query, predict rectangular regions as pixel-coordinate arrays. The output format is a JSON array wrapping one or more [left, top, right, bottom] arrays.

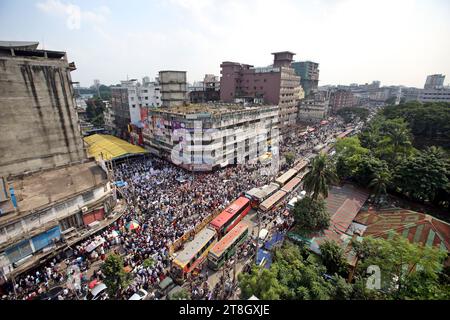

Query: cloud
[[36, 0, 109, 30]]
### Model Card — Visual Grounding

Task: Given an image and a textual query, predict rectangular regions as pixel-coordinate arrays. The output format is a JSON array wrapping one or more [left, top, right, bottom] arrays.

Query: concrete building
[[298, 91, 330, 123], [0, 162, 115, 278], [0, 41, 86, 177], [144, 103, 280, 171], [424, 74, 445, 89], [111, 77, 161, 138], [220, 51, 302, 128], [0, 41, 117, 280], [159, 71, 187, 107], [418, 88, 450, 103], [103, 100, 116, 134], [189, 74, 220, 103], [329, 89, 357, 113], [291, 61, 319, 97]]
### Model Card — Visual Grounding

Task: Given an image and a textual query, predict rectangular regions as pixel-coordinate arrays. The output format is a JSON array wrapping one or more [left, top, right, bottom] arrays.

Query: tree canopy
[[352, 235, 449, 300], [101, 254, 131, 299], [293, 196, 330, 232], [303, 153, 338, 200]]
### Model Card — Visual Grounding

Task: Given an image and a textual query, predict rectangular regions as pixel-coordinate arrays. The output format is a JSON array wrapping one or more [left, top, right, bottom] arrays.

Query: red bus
[[209, 197, 251, 238]]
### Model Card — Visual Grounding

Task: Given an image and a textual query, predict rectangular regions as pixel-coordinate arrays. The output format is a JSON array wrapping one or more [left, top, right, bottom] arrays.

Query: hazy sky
[[1, 0, 449, 87]]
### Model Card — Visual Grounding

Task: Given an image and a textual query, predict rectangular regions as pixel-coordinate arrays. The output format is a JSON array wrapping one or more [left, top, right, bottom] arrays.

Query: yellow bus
[[171, 227, 217, 283], [207, 222, 249, 270]]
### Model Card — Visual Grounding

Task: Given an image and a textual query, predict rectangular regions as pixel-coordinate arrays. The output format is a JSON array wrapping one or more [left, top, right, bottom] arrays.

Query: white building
[[115, 77, 162, 126], [298, 91, 330, 123], [144, 103, 280, 171], [418, 88, 450, 103]]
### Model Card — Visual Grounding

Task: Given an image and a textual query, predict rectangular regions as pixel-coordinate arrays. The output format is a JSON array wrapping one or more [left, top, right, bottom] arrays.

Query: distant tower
[[272, 51, 295, 68]]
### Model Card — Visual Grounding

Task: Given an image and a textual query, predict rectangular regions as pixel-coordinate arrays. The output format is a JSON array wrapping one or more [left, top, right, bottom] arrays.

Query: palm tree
[[303, 153, 339, 200], [368, 169, 391, 206]]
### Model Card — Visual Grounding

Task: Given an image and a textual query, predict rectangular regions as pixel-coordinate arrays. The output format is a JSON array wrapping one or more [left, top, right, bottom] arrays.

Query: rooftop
[[0, 161, 107, 224], [354, 208, 449, 252], [83, 134, 148, 161], [150, 103, 273, 117], [0, 40, 66, 59]]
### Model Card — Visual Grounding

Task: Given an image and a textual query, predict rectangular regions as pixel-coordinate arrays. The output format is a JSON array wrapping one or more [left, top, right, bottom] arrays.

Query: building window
[[132, 104, 136, 108]]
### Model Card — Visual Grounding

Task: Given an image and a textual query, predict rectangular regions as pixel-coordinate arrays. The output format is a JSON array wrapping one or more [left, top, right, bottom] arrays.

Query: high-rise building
[[424, 74, 445, 89], [0, 41, 86, 177], [220, 51, 302, 128], [291, 61, 319, 97], [159, 71, 187, 107]]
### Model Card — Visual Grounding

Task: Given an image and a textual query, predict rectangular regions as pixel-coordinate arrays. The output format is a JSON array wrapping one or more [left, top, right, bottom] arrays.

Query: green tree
[[284, 152, 295, 167], [319, 240, 348, 276], [239, 267, 287, 300], [392, 150, 449, 203], [352, 235, 447, 300], [335, 136, 369, 159], [303, 153, 339, 200], [101, 254, 132, 299], [239, 243, 336, 300], [86, 98, 106, 126], [353, 155, 390, 187], [375, 118, 415, 163], [368, 167, 391, 206], [168, 288, 191, 300], [331, 274, 354, 300], [293, 196, 330, 231]]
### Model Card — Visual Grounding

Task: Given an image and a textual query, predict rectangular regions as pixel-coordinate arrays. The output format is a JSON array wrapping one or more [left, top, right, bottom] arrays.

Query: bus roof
[[281, 177, 302, 193], [173, 227, 216, 267], [293, 159, 309, 172], [259, 190, 287, 212], [248, 183, 279, 201], [209, 222, 249, 258], [275, 169, 298, 186], [210, 197, 250, 229]]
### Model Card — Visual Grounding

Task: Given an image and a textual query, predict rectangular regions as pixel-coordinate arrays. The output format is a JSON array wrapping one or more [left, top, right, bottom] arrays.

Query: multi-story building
[[103, 100, 116, 134], [418, 88, 450, 103], [144, 103, 280, 171], [329, 89, 357, 113], [424, 74, 445, 89], [220, 51, 302, 129], [298, 91, 330, 123], [111, 77, 161, 138], [0, 41, 86, 177], [0, 41, 115, 280], [159, 71, 187, 107], [291, 61, 319, 97]]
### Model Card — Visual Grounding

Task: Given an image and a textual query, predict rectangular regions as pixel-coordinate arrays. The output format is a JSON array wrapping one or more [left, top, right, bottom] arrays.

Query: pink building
[[220, 51, 302, 128]]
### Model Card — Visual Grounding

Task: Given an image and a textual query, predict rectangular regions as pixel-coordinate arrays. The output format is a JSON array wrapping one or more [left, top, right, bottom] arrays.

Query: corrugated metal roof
[[354, 209, 450, 252], [83, 134, 148, 161]]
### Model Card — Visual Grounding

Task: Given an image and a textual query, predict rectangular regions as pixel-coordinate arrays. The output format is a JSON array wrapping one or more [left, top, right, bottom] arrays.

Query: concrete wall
[[0, 56, 85, 177]]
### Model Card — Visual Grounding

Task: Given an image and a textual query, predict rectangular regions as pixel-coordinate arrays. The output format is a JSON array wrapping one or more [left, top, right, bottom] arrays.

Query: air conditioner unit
[[81, 206, 88, 213]]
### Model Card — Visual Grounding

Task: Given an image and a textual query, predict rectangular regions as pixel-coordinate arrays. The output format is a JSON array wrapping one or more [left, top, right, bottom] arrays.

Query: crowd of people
[[1, 116, 356, 300]]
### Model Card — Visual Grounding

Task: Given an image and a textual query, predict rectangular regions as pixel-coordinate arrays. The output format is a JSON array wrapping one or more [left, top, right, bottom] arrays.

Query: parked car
[[85, 283, 107, 300], [128, 288, 148, 300]]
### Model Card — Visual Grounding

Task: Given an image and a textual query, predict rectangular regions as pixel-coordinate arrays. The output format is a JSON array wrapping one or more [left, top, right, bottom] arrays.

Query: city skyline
[[1, 0, 450, 87]]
